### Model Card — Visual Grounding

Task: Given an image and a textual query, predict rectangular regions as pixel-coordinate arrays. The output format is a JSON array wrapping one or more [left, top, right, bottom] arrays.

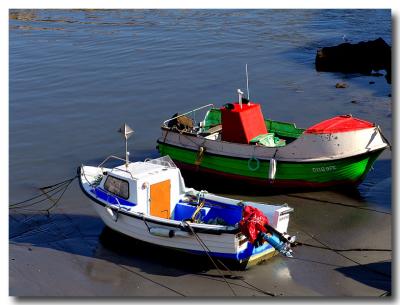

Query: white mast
[[237, 89, 244, 109], [246, 63, 250, 101], [246, 64, 251, 105], [118, 123, 134, 168]]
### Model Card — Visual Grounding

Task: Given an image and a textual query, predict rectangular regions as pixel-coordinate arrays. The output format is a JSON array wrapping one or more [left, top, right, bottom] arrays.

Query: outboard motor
[[239, 205, 294, 257]]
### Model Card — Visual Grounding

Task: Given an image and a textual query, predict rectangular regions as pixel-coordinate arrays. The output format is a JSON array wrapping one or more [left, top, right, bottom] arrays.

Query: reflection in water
[[9, 25, 65, 31], [85, 259, 126, 286], [9, 10, 38, 21], [276, 265, 293, 281]]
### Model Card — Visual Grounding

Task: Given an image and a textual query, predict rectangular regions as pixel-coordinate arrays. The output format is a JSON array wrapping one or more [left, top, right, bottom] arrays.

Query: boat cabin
[[93, 157, 245, 226], [95, 158, 185, 219]]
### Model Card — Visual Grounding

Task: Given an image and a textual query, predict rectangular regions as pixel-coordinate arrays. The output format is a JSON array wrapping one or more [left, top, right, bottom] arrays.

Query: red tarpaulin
[[305, 115, 374, 134], [239, 205, 269, 244]]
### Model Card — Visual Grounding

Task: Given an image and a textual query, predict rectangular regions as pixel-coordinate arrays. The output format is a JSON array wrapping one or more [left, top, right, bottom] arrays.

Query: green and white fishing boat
[[157, 89, 389, 189]]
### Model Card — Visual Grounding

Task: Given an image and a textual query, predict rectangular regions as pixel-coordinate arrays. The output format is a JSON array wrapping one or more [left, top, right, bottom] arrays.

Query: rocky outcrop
[[315, 38, 391, 83], [335, 82, 348, 88]]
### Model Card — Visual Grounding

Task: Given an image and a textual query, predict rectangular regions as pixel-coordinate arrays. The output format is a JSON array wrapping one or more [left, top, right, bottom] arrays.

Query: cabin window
[[104, 176, 129, 199]]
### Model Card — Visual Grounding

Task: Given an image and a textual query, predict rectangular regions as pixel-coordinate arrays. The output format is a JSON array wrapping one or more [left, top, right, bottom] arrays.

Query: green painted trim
[[265, 119, 305, 139], [157, 142, 383, 183]]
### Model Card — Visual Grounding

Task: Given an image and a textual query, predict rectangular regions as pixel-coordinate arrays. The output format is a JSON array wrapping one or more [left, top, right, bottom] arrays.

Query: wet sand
[[9, 158, 391, 297]]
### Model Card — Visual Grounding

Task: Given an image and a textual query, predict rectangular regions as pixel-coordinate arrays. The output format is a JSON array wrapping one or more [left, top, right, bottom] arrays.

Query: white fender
[[269, 158, 277, 180], [149, 227, 191, 238], [106, 206, 118, 222]]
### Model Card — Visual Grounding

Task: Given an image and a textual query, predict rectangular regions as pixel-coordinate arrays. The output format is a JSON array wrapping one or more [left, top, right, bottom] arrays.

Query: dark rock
[[369, 81, 375, 84], [388, 94, 391, 97], [351, 100, 358, 104], [315, 38, 391, 83], [335, 82, 348, 88]]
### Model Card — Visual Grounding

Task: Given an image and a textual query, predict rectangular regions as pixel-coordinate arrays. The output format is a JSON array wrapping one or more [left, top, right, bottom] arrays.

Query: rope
[[182, 221, 277, 296], [176, 131, 207, 153], [294, 241, 391, 252], [286, 194, 391, 215], [9, 175, 77, 213], [39, 175, 78, 190], [9, 177, 74, 207], [42, 178, 75, 213], [141, 213, 151, 232], [182, 221, 237, 296], [376, 125, 391, 151], [295, 229, 391, 279], [211, 257, 276, 296], [190, 199, 205, 223], [116, 264, 186, 296], [9, 186, 68, 210]]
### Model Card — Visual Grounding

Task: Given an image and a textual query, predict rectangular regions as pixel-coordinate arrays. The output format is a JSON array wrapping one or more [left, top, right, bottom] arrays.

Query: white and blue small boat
[[78, 124, 294, 267]]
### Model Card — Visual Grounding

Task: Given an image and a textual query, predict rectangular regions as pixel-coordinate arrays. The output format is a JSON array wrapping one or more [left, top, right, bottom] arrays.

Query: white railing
[[144, 155, 177, 168], [97, 155, 134, 179], [162, 104, 214, 127]]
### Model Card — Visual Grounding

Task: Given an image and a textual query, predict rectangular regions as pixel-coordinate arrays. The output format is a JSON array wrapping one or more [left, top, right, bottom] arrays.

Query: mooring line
[[42, 178, 75, 213], [183, 221, 277, 297], [9, 179, 72, 208], [9, 175, 77, 213], [295, 241, 391, 252], [182, 221, 238, 296], [116, 264, 186, 296], [39, 175, 78, 190], [211, 255, 277, 296], [296, 228, 391, 279], [9, 186, 67, 210], [286, 194, 391, 215]]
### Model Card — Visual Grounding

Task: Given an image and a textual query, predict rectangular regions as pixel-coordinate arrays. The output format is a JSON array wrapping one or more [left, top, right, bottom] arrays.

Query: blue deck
[[172, 199, 243, 225]]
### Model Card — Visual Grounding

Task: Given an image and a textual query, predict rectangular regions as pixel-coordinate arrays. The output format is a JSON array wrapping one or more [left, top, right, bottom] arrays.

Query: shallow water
[[9, 9, 391, 296]]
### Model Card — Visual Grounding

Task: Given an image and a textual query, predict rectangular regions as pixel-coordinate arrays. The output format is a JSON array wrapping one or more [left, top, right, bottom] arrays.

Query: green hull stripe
[[157, 143, 382, 183]]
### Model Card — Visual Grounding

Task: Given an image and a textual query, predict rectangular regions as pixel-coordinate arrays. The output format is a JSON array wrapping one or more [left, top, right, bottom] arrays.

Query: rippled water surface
[[9, 9, 392, 296]]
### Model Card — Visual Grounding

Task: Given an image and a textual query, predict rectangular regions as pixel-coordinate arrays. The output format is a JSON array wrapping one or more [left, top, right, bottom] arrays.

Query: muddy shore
[[10, 158, 391, 296]]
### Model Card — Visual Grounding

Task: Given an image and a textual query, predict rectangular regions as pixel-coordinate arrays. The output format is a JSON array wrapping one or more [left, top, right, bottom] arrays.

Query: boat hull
[[90, 199, 276, 266], [157, 141, 385, 189], [78, 170, 277, 267]]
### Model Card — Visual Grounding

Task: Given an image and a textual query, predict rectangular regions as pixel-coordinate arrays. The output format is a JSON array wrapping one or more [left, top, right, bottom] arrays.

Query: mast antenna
[[246, 63, 250, 101], [118, 123, 134, 168]]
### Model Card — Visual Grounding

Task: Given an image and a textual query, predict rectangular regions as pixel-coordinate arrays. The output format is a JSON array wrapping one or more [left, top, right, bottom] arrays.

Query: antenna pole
[[237, 89, 244, 109], [125, 136, 129, 168], [246, 64, 250, 101], [118, 123, 134, 169]]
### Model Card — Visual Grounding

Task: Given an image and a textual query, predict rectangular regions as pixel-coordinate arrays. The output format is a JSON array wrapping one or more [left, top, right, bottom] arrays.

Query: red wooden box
[[221, 103, 267, 144]]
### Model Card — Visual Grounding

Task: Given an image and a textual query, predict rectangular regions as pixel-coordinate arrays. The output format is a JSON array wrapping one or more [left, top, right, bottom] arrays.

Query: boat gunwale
[[159, 128, 388, 162], [156, 138, 387, 164]]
